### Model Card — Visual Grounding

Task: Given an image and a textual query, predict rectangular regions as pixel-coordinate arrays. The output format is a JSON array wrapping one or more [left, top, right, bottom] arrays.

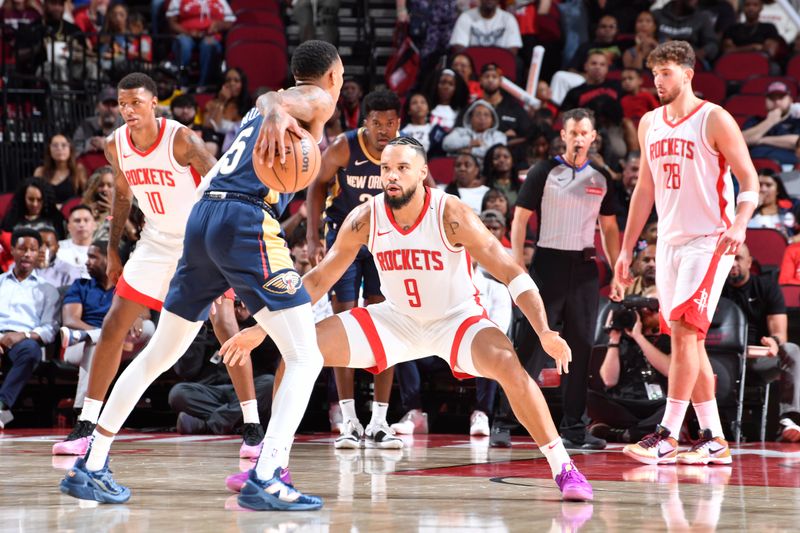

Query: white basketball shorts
[[116, 226, 183, 311]]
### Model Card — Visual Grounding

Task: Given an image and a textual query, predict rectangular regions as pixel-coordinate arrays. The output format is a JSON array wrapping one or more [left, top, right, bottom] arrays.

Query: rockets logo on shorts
[[693, 288, 709, 314], [263, 271, 303, 295]]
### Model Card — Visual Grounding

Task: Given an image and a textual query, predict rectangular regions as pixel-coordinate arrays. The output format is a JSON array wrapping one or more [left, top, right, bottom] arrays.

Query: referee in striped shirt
[[496, 108, 623, 450]]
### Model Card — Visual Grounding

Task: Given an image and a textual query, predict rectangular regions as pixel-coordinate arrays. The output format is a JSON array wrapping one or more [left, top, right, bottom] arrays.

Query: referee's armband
[[507, 273, 538, 303]]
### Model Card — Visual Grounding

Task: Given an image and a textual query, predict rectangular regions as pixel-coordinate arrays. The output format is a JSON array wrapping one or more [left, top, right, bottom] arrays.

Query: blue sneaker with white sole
[[237, 468, 322, 511], [59, 457, 131, 504]]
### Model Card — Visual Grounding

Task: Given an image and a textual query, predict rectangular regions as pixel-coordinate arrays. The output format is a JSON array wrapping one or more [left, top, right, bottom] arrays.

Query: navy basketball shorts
[[325, 222, 382, 303], [165, 198, 311, 321]]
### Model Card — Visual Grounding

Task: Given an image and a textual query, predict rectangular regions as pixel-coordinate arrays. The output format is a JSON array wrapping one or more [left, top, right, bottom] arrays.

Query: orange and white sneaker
[[622, 425, 679, 465], [677, 429, 732, 465]]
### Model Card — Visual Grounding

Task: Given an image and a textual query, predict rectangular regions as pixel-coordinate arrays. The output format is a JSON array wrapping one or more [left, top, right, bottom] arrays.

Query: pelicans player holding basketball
[[615, 41, 758, 465], [60, 41, 344, 511], [222, 137, 594, 502], [52, 72, 263, 460]]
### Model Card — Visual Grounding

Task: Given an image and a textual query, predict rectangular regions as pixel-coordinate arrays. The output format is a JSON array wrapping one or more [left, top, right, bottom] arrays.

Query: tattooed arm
[[306, 134, 350, 266], [173, 126, 218, 175], [444, 197, 555, 339], [302, 202, 371, 304], [104, 136, 133, 284], [254, 85, 335, 166]]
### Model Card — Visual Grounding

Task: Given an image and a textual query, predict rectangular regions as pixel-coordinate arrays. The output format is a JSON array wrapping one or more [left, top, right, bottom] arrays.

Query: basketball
[[253, 129, 321, 193]]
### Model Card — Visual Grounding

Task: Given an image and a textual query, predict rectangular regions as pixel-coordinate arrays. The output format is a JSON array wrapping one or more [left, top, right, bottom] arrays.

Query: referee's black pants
[[495, 247, 599, 442]]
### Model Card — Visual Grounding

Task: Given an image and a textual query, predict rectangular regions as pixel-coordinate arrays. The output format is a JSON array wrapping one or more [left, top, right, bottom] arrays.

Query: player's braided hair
[[388, 136, 427, 162]]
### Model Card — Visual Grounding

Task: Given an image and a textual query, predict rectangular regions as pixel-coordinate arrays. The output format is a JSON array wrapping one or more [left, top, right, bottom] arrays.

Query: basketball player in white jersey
[[614, 41, 758, 465], [221, 137, 594, 501], [52, 73, 264, 460]]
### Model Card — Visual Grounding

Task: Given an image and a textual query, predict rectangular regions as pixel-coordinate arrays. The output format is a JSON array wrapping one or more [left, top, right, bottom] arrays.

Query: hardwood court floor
[[1, 430, 799, 532]]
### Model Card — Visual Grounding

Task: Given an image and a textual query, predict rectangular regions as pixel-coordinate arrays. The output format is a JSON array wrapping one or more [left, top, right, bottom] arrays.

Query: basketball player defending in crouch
[[60, 40, 344, 511], [222, 137, 594, 501], [52, 73, 264, 460], [615, 41, 758, 465], [306, 89, 435, 449]]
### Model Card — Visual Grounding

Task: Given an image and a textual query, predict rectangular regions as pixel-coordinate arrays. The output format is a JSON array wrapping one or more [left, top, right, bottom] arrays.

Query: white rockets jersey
[[367, 187, 481, 321], [114, 118, 201, 236], [644, 101, 735, 245]]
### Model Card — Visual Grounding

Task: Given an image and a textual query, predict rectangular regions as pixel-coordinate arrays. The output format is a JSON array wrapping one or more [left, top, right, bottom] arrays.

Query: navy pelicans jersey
[[205, 106, 294, 217], [325, 128, 383, 227]]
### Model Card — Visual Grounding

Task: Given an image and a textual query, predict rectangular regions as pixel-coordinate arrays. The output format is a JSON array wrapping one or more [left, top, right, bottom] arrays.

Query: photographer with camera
[[589, 287, 671, 443]]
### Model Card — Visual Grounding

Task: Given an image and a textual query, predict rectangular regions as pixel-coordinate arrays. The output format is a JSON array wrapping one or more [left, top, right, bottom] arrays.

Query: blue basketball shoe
[[237, 468, 322, 511], [59, 457, 131, 504]]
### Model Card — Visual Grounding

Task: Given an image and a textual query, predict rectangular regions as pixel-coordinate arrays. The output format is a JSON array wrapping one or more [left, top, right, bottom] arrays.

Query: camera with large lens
[[606, 296, 660, 332]]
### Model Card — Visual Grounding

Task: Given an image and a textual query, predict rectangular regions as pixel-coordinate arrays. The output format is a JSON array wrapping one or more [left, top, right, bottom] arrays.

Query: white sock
[[660, 398, 690, 437], [370, 401, 388, 427], [540, 437, 572, 478], [79, 398, 103, 424], [255, 436, 293, 480], [693, 399, 724, 438], [85, 431, 114, 471], [340, 399, 357, 422], [240, 400, 259, 425]]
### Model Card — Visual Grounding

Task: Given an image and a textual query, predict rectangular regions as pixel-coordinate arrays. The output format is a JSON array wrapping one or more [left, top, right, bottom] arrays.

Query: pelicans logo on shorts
[[263, 271, 302, 295]]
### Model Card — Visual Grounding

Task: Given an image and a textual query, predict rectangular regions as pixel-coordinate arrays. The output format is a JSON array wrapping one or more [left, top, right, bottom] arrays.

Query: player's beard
[[384, 182, 417, 209], [658, 85, 681, 105]]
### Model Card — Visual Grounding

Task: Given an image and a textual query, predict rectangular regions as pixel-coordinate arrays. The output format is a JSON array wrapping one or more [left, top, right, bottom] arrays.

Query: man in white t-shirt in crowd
[[58, 205, 97, 278], [449, 0, 522, 56]]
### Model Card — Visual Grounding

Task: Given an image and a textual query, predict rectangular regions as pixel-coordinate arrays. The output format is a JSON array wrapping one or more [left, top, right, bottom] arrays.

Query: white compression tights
[[97, 311, 204, 434], [253, 303, 324, 476]]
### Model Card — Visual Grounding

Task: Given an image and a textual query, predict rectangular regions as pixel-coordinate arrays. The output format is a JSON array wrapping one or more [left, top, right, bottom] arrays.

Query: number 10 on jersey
[[145, 191, 165, 214]]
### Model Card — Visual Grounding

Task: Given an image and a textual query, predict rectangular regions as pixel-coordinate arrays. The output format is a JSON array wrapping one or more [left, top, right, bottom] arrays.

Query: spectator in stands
[[480, 208, 511, 250], [483, 143, 521, 206], [58, 204, 96, 275], [33, 133, 87, 206], [652, 0, 719, 64], [1, 0, 41, 63], [589, 282, 669, 443], [202, 67, 252, 154], [72, 86, 122, 157], [586, 96, 632, 172], [81, 166, 115, 241], [722, 244, 800, 442], [0, 228, 60, 428], [154, 62, 183, 117], [397, 0, 458, 73], [568, 14, 623, 71], [481, 187, 510, 221], [560, 51, 622, 112], [478, 63, 531, 151], [320, 105, 344, 152], [400, 92, 435, 153], [293, 0, 339, 47], [125, 12, 153, 64], [535, 80, 559, 118], [60, 241, 153, 412], [780, 242, 800, 285], [743, 82, 800, 167], [339, 78, 363, 131], [168, 297, 276, 437], [15, 0, 88, 82], [97, 2, 129, 69], [424, 68, 469, 132], [36, 225, 81, 288], [450, 52, 482, 102], [170, 93, 218, 156], [622, 10, 659, 71], [625, 243, 656, 296], [443, 153, 490, 214], [166, 0, 235, 87], [620, 68, 658, 127], [449, 0, 522, 55], [525, 129, 554, 170], [721, 0, 780, 58], [73, 0, 108, 49], [442, 99, 507, 166], [747, 170, 798, 239], [613, 151, 645, 231], [1, 178, 66, 239]]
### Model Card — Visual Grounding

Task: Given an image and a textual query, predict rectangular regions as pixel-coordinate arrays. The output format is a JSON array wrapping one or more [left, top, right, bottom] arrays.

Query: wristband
[[607, 343, 620, 348], [737, 191, 758, 206], [507, 273, 538, 303]]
